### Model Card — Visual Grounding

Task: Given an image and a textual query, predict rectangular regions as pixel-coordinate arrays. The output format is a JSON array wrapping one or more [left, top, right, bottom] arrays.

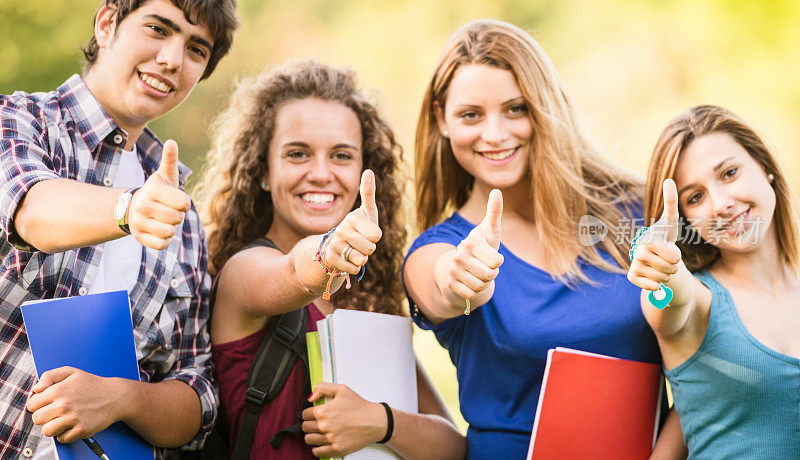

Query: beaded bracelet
[[630, 226, 673, 310], [315, 228, 346, 300], [315, 228, 339, 275], [313, 227, 367, 300]]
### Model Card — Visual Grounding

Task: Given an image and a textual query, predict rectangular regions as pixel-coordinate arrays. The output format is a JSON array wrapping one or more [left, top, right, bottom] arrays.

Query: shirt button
[[112, 133, 124, 145], [78, 287, 88, 295], [170, 279, 180, 289], [22, 447, 33, 458], [103, 177, 113, 186]]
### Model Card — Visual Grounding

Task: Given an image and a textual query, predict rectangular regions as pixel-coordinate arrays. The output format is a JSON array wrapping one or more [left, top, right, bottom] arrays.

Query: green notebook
[[306, 331, 331, 460], [306, 331, 326, 407], [308, 310, 414, 460]]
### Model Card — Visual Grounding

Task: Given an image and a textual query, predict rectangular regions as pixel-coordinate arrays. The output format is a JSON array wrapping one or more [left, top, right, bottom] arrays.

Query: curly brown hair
[[195, 60, 407, 316]]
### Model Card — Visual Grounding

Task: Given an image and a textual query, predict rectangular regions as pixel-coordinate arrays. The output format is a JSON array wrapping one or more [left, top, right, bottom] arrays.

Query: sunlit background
[[4, 0, 800, 433]]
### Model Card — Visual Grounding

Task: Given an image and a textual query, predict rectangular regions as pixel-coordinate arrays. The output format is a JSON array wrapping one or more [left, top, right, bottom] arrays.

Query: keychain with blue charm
[[630, 227, 674, 310]]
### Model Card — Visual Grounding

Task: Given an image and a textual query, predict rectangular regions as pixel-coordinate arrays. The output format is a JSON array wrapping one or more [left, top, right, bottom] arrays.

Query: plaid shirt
[[0, 75, 216, 458]]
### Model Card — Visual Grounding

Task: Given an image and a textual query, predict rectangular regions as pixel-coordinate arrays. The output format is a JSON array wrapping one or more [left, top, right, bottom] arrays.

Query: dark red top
[[212, 304, 325, 459]]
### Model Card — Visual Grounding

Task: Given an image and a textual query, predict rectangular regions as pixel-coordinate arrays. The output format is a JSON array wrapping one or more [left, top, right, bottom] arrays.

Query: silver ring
[[464, 298, 471, 316], [341, 245, 354, 263]]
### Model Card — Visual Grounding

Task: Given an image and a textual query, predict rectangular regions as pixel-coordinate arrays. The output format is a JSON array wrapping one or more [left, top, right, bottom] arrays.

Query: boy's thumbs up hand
[[155, 139, 180, 187], [126, 139, 190, 250]]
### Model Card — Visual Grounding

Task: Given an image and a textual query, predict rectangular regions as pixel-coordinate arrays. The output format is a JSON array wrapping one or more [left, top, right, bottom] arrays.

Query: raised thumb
[[157, 139, 180, 187], [659, 178, 680, 243], [480, 189, 503, 249], [359, 169, 379, 224]]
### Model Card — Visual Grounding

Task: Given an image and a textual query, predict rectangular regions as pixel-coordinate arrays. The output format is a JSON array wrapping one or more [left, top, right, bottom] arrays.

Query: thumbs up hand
[[127, 139, 191, 250], [440, 189, 505, 312], [156, 138, 181, 187], [627, 179, 683, 292], [323, 170, 383, 276], [476, 188, 503, 249], [359, 168, 379, 225], [652, 178, 680, 244]]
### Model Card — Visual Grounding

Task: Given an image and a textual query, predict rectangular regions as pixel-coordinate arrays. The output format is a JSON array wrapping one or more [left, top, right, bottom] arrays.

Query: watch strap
[[117, 187, 140, 234]]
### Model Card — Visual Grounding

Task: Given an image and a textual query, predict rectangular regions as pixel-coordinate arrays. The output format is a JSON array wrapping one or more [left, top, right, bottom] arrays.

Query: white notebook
[[317, 309, 418, 459]]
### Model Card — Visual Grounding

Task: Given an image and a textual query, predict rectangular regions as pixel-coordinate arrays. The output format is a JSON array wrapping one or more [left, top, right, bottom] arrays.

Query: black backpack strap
[[230, 306, 308, 460], [239, 238, 281, 252], [268, 332, 314, 449], [269, 413, 305, 449], [209, 237, 308, 460]]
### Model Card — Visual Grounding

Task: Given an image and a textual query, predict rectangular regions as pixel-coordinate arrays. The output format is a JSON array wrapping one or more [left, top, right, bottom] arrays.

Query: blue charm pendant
[[648, 284, 673, 310]]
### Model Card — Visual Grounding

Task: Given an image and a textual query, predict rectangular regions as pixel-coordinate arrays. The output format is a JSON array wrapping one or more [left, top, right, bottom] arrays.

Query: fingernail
[[307, 394, 314, 401]]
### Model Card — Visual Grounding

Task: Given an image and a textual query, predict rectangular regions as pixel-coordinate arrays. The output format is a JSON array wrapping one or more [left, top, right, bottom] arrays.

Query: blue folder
[[22, 290, 155, 460]]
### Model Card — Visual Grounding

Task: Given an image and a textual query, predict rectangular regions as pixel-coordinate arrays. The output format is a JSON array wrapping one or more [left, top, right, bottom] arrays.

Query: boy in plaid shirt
[[0, 0, 237, 457]]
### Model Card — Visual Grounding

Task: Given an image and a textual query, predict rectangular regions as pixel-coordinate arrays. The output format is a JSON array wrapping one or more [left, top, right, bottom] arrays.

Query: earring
[[768, 173, 774, 183], [260, 181, 268, 190], [442, 131, 449, 138]]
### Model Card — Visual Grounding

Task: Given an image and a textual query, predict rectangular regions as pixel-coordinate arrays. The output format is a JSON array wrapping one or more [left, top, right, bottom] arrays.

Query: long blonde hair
[[195, 61, 407, 316], [414, 19, 642, 283], [645, 105, 799, 273]]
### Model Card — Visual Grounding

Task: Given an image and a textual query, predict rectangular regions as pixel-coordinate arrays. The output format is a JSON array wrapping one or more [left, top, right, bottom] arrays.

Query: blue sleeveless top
[[405, 213, 662, 459], [665, 270, 800, 459]]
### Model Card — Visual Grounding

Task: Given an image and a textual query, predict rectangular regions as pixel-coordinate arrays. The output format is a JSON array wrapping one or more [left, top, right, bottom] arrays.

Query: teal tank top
[[664, 270, 800, 459]]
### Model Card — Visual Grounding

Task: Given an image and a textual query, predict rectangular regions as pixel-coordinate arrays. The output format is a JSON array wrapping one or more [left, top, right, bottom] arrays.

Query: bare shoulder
[[216, 244, 285, 304], [211, 245, 284, 344]]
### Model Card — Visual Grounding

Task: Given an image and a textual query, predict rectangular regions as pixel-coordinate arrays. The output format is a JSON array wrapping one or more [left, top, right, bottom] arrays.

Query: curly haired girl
[[196, 60, 465, 459]]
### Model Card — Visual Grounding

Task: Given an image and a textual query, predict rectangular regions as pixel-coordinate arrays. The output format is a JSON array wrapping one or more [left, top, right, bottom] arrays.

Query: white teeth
[[732, 209, 749, 226], [480, 148, 516, 160], [139, 72, 171, 93], [301, 193, 334, 204]]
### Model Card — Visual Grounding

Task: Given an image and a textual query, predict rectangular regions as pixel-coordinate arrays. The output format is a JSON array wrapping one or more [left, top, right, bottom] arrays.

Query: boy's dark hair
[[82, 0, 239, 80]]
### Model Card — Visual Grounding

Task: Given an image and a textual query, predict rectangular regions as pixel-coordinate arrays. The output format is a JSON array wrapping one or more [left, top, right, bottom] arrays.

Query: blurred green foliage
[[4, 0, 800, 182], [4, 0, 800, 434]]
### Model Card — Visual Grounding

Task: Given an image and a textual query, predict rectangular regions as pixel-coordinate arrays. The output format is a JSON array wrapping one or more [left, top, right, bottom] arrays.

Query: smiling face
[[675, 131, 777, 254], [84, 0, 213, 135], [435, 64, 533, 192], [264, 98, 364, 245]]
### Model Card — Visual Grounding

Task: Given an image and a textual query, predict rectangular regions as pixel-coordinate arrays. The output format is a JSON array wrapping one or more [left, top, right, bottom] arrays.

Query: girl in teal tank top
[[628, 105, 800, 458]]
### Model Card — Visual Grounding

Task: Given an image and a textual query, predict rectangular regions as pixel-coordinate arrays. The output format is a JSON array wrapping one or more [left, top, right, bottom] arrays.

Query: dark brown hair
[[82, 0, 239, 80], [196, 60, 407, 316], [645, 105, 799, 273]]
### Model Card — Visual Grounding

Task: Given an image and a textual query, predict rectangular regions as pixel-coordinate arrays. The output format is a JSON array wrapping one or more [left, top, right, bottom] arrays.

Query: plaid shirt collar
[[57, 74, 191, 185]]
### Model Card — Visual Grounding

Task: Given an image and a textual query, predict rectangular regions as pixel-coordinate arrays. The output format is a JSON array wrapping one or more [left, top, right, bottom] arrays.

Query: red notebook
[[526, 347, 663, 460]]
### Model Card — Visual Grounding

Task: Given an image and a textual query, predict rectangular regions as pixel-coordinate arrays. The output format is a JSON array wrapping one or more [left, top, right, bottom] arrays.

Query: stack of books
[[307, 309, 418, 460]]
